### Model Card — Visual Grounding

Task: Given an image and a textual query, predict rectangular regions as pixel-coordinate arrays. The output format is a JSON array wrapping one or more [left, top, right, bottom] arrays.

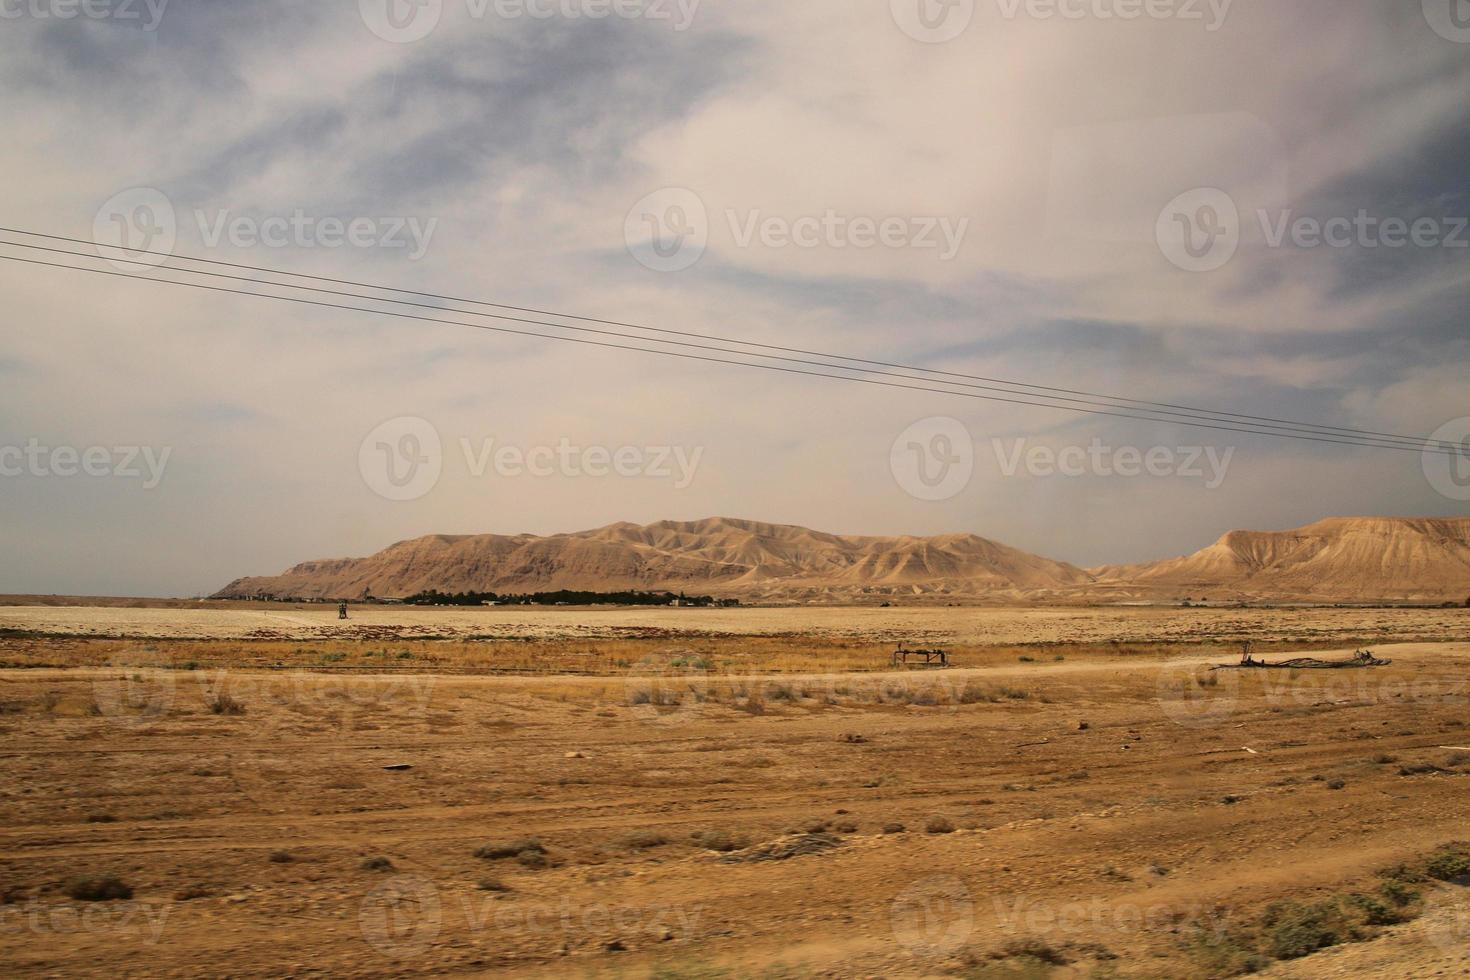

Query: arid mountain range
[[213, 516, 1470, 604]]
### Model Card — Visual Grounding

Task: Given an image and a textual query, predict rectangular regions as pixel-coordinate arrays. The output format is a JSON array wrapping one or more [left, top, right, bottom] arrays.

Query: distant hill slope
[[213, 516, 1470, 604], [1090, 517, 1470, 602], [213, 517, 1093, 602]]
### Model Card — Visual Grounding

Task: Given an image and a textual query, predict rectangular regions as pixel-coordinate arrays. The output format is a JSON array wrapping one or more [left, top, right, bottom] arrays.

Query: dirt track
[[2, 617, 1469, 977]]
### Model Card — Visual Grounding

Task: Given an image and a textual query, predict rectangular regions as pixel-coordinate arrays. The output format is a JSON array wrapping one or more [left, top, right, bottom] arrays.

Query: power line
[[0, 225, 1447, 450], [6, 234, 1453, 450], [1, 249, 1463, 460]]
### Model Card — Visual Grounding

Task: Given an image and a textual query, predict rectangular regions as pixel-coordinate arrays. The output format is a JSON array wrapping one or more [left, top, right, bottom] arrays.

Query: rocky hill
[[213, 516, 1470, 604], [213, 517, 1092, 602], [1089, 517, 1470, 603]]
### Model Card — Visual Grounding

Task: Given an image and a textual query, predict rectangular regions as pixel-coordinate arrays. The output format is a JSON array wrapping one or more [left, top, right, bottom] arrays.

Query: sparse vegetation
[[690, 830, 748, 853], [516, 850, 550, 869], [208, 692, 246, 716], [64, 876, 133, 902], [475, 839, 546, 861], [621, 829, 669, 850], [12, 606, 1470, 977], [1425, 846, 1470, 881]]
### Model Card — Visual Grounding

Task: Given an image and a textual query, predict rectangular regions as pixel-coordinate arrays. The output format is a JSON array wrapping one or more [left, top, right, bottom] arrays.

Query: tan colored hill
[[1091, 517, 1470, 603], [213, 516, 1470, 604], [213, 517, 1092, 602]]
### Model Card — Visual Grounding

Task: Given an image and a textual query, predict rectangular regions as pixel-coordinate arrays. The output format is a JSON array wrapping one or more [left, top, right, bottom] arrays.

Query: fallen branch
[[1215, 649, 1391, 670]]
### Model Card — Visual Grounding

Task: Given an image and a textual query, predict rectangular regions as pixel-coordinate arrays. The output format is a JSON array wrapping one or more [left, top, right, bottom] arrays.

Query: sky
[[1, 0, 1468, 597]]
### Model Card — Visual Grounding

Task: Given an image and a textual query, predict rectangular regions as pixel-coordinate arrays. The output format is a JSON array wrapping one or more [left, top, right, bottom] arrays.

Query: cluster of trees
[[404, 589, 739, 608]]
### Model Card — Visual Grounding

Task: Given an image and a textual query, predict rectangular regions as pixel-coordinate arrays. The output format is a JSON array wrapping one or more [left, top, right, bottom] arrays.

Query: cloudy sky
[[1, 0, 1468, 596]]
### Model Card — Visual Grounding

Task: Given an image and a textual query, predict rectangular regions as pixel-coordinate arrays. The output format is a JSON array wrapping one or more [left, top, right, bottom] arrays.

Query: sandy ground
[[2, 609, 1469, 977]]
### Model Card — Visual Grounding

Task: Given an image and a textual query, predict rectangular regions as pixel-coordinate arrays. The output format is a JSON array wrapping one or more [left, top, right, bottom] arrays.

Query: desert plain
[[2, 601, 1470, 978]]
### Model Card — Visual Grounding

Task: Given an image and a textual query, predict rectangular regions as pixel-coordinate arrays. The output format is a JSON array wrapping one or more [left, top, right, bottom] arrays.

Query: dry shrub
[[925, 816, 956, 835], [621, 830, 669, 850], [691, 830, 748, 853], [65, 876, 132, 902], [208, 692, 246, 716], [475, 839, 545, 860]]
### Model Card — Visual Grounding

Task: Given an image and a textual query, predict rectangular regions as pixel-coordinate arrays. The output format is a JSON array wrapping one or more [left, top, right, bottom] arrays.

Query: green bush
[[1263, 900, 1353, 960], [1345, 893, 1399, 926], [1426, 848, 1470, 881], [1379, 879, 1420, 908]]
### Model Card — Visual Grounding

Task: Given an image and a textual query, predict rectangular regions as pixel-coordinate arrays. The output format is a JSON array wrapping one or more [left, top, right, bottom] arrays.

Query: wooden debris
[[1215, 643, 1391, 671]]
